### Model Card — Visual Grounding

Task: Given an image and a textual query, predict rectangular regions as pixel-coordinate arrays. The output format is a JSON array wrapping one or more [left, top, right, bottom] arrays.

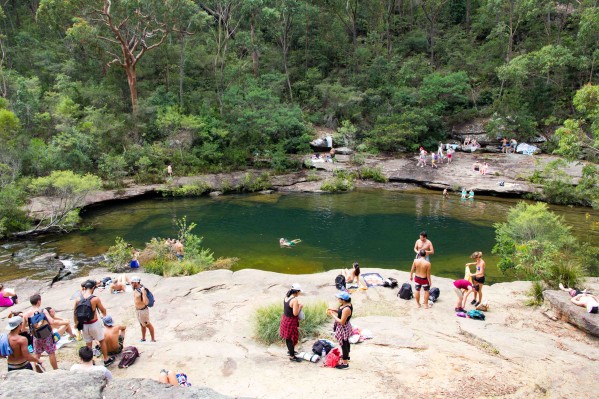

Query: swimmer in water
[[280, 238, 302, 248]]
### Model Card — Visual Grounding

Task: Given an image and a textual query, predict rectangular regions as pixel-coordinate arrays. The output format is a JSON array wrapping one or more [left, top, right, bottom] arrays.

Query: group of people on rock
[[417, 143, 454, 168], [1, 275, 154, 379]]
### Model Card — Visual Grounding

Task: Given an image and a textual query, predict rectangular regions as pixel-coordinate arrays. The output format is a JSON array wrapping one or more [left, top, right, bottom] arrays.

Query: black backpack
[[75, 295, 96, 324], [429, 287, 440, 302], [312, 340, 333, 356], [383, 277, 398, 289], [335, 275, 346, 291], [398, 283, 413, 300]]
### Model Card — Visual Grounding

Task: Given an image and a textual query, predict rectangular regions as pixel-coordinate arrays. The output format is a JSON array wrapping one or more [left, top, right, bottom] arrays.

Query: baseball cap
[[131, 276, 141, 283], [291, 283, 302, 291], [102, 316, 114, 327], [336, 291, 351, 301], [6, 315, 23, 331]]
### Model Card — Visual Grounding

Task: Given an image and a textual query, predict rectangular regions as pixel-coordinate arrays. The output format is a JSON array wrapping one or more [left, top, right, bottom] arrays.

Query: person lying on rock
[[159, 369, 192, 387], [571, 293, 599, 314]]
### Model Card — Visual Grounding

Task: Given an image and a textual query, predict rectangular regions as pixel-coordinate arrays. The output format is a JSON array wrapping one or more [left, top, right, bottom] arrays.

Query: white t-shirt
[[70, 363, 113, 380]]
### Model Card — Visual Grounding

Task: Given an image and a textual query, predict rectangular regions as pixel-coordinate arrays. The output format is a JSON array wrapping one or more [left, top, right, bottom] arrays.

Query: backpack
[[429, 287, 440, 302], [75, 295, 96, 324], [138, 287, 155, 307], [398, 283, 413, 300], [118, 346, 140, 368], [28, 311, 53, 339], [334, 275, 346, 291], [312, 339, 334, 356], [383, 277, 398, 289], [323, 347, 341, 368], [0, 334, 13, 357], [467, 310, 486, 320]]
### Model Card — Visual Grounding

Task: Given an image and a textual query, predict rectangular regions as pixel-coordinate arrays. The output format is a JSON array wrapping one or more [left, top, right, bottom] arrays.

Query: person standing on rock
[[167, 163, 173, 178], [4, 315, 44, 372], [417, 147, 427, 167], [327, 291, 353, 369], [131, 276, 156, 342], [447, 146, 454, 164], [414, 231, 434, 260], [466, 252, 485, 307], [437, 142, 444, 163], [74, 280, 116, 367], [279, 283, 303, 362], [410, 249, 432, 309], [24, 294, 59, 370]]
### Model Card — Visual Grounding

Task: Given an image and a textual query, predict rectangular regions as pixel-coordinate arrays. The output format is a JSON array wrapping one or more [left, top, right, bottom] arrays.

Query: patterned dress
[[279, 297, 299, 345]]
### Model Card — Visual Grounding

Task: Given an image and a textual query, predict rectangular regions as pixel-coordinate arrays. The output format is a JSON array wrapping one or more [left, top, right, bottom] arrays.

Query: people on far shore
[[447, 147, 454, 163], [468, 189, 475, 199], [461, 188, 468, 199], [410, 249, 432, 309], [501, 137, 509, 153], [472, 160, 481, 171], [417, 147, 427, 167], [480, 162, 489, 175], [443, 188, 448, 198], [279, 283, 303, 362], [431, 152, 438, 168]]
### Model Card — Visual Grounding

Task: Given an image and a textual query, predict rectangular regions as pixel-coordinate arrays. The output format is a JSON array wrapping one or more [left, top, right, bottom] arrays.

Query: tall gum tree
[[48, 0, 198, 113]]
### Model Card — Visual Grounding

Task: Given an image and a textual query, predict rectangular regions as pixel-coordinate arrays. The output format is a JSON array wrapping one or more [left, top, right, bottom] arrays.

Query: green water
[[8, 189, 594, 283]]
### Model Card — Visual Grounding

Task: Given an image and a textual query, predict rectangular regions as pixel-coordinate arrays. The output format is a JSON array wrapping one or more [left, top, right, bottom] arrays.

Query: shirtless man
[[24, 294, 59, 370], [571, 293, 599, 314], [102, 316, 127, 355], [4, 316, 44, 372], [414, 231, 434, 261], [410, 250, 432, 309], [173, 240, 184, 261], [74, 280, 115, 367], [131, 276, 156, 342]]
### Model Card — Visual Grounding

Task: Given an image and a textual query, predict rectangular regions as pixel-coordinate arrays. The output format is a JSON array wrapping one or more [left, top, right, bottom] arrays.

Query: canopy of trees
[[0, 0, 597, 184]]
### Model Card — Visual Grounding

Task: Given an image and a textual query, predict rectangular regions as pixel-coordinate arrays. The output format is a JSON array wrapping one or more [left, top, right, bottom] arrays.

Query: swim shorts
[[414, 276, 430, 291], [473, 276, 486, 284]]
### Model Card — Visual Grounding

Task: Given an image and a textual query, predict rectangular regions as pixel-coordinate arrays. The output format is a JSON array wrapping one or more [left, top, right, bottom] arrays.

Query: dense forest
[[0, 1, 598, 235]]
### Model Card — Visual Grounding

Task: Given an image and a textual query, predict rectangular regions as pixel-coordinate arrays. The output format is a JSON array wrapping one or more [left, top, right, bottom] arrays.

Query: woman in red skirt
[[279, 283, 303, 362]]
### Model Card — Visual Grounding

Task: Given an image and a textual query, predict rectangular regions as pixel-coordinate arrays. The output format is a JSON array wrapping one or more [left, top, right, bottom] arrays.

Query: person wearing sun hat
[[327, 291, 353, 369], [5, 315, 44, 372], [279, 283, 303, 362]]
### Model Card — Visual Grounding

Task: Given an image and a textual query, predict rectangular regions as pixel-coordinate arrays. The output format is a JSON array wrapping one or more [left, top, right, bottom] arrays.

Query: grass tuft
[[254, 301, 329, 345]]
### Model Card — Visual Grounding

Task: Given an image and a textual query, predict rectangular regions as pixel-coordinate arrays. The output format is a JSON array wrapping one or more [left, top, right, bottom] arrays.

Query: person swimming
[[279, 238, 301, 248]]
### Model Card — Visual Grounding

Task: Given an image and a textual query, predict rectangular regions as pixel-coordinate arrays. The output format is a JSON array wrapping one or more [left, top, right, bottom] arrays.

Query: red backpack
[[118, 346, 139, 368]]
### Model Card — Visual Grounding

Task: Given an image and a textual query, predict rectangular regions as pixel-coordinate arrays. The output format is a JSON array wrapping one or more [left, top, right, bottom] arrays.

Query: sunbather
[[159, 369, 192, 387], [571, 293, 598, 314]]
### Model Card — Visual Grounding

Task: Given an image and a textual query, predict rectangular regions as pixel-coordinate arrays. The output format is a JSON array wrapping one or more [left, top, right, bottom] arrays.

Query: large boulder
[[543, 290, 599, 337], [0, 370, 234, 399]]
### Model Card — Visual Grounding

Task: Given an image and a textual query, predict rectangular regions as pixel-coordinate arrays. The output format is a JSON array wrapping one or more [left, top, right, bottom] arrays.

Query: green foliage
[[492, 202, 589, 288], [357, 166, 388, 183], [161, 182, 212, 197], [239, 172, 272, 192], [321, 171, 354, 192], [0, 183, 30, 237], [526, 280, 545, 307], [101, 237, 132, 273], [253, 301, 328, 345]]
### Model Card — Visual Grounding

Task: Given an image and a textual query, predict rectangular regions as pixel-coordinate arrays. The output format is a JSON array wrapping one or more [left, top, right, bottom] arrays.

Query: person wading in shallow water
[[279, 283, 303, 362]]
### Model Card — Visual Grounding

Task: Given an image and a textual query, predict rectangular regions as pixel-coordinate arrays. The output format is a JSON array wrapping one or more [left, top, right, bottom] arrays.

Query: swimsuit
[[7, 360, 33, 372], [414, 276, 430, 291]]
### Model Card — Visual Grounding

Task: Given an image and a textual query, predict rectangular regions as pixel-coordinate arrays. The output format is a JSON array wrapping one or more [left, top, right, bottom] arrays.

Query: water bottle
[[52, 332, 61, 343]]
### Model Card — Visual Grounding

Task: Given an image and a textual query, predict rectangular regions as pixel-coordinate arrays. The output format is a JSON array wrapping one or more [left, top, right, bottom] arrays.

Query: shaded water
[[1, 189, 597, 283]]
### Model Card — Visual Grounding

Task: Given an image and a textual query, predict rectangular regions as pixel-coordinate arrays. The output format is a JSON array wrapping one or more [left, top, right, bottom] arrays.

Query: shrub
[[0, 182, 30, 238], [101, 237, 132, 273], [350, 153, 366, 166], [321, 176, 354, 192], [358, 166, 388, 183], [239, 172, 272, 192], [526, 280, 545, 306], [161, 181, 212, 197], [306, 171, 321, 182], [254, 301, 328, 345]]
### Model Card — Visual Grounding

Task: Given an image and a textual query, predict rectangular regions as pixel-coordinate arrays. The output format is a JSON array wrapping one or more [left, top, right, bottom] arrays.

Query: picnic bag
[[398, 283, 413, 300], [383, 277, 398, 289], [75, 295, 96, 324], [467, 310, 485, 320], [118, 346, 140, 368], [429, 287, 440, 302], [28, 311, 53, 339], [335, 275, 346, 291], [323, 347, 341, 368], [312, 339, 334, 356]]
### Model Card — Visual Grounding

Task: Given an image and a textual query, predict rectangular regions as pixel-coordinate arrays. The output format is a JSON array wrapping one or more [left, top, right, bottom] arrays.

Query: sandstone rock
[[31, 252, 58, 263], [543, 290, 599, 337], [209, 191, 223, 197], [335, 147, 353, 155]]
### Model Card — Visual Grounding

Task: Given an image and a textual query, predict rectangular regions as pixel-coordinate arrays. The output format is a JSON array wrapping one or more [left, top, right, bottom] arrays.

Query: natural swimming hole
[[1, 189, 597, 282]]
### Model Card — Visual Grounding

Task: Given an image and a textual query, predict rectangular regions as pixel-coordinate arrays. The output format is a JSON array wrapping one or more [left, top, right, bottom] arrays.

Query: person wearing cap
[[131, 276, 156, 342], [4, 315, 44, 372], [102, 315, 127, 355], [327, 291, 353, 369], [278, 283, 303, 362], [74, 280, 116, 367], [23, 293, 59, 370]]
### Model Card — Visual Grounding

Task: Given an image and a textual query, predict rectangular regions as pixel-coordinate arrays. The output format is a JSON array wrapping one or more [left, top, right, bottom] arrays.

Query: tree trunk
[[126, 65, 138, 114], [250, 11, 259, 77], [466, 0, 471, 28], [179, 33, 185, 108], [507, 0, 514, 62]]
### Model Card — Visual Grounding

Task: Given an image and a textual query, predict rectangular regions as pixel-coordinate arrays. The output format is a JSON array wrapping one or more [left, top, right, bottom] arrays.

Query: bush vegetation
[[357, 166, 388, 183], [254, 301, 329, 345]]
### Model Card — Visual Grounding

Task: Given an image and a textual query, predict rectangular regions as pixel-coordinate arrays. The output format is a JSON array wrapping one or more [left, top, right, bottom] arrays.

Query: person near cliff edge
[[279, 283, 303, 362], [131, 276, 156, 342]]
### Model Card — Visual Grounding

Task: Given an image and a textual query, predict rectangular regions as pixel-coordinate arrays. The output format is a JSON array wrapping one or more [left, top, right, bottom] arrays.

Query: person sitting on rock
[[571, 293, 598, 314], [108, 275, 131, 293], [159, 369, 192, 387], [0, 284, 18, 307], [342, 262, 361, 285], [102, 316, 127, 356], [45, 307, 76, 340], [70, 346, 112, 380], [472, 161, 481, 171]]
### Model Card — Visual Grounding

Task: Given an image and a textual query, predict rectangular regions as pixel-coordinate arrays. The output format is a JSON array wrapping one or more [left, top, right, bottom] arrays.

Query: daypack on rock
[[118, 346, 140, 368], [335, 275, 346, 291], [137, 287, 155, 307], [323, 347, 341, 368], [383, 277, 398, 289], [28, 311, 53, 339], [312, 339, 334, 356], [398, 283, 413, 300], [75, 295, 96, 324], [0, 334, 13, 357], [467, 309, 485, 320], [429, 287, 440, 302]]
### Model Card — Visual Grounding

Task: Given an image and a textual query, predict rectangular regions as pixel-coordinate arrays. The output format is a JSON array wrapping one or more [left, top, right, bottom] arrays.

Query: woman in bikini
[[279, 284, 303, 362], [327, 291, 353, 369], [466, 252, 485, 306], [342, 262, 361, 286]]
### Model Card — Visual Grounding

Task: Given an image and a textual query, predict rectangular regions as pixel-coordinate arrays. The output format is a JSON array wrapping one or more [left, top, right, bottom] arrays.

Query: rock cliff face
[[0, 370, 231, 399], [1, 270, 598, 399]]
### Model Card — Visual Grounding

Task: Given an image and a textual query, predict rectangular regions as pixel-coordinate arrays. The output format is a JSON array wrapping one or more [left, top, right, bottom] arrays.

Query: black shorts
[[473, 276, 486, 285]]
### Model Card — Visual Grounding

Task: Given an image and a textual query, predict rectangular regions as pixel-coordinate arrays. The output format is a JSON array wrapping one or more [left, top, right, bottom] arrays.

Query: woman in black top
[[327, 291, 353, 369], [278, 283, 303, 362]]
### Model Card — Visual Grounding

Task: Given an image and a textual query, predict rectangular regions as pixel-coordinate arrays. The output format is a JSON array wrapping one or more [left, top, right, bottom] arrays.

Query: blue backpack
[[145, 287, 155, 307], [467, 309, 485, 320]]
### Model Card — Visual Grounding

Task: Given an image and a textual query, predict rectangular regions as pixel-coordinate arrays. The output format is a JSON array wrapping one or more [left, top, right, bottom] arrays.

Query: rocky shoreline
[[1, 269, 597, 398], [25, 152, 590, 222]]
